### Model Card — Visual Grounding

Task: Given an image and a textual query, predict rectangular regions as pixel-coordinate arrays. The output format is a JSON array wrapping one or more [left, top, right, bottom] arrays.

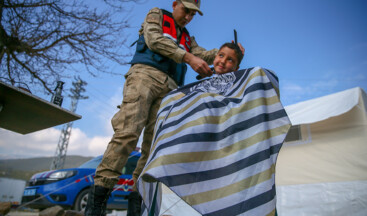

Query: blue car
[[21, 151, 141, 211]]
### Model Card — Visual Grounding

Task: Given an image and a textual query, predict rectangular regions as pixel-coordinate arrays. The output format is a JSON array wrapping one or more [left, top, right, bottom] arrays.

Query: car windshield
[[79, 156, 102, 169], [78, 152, 140, 174]]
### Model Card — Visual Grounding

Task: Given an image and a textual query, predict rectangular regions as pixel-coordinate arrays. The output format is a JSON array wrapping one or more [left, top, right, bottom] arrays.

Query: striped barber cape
[[138, 67, 291, 216]]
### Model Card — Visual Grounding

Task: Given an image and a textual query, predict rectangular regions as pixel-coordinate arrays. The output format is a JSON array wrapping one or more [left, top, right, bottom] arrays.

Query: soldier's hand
[[238, 42, 245, 55], [183, 52, 213, 78], [232, 41, 245, 55]]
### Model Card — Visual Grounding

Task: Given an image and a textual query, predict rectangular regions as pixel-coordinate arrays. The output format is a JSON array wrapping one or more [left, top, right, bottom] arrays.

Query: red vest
[[161, 9, 191, 52]]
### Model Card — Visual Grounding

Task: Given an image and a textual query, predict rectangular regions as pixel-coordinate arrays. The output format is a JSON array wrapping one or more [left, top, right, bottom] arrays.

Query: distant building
[[0, 177, 26, 204]]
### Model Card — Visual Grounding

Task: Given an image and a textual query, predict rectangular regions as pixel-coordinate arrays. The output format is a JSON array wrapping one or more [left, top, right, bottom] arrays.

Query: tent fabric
[[276, 87, 367, 216], [285, 87, 364, 125], [276, 119, 367, 185], [277, 87, 367, 185], [159, 185, 201, 216], [276, 180, 367, 216], [138, 67, 291, 216]]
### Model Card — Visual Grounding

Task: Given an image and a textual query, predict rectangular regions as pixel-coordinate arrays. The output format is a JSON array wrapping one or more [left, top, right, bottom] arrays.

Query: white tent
[[0, 177, 26, 204], [158, 87, 367, 215], [276, 87, 367, 216]]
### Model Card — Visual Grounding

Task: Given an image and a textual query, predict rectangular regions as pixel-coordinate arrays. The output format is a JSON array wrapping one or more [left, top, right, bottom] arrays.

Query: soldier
[[84, 1, 218, 215]]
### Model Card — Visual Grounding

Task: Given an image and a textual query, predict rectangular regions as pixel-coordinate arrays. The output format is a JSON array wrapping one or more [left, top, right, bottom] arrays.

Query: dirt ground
[[6, 210, 39, 216]]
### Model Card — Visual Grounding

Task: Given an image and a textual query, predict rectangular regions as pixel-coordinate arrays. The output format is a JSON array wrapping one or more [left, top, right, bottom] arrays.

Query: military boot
[[84, 185, 112, 216], [127, 191, 142, 216]]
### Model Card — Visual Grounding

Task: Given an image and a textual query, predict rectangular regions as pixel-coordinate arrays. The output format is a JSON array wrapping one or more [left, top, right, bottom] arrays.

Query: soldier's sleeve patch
[[146, 8, 161, 24]]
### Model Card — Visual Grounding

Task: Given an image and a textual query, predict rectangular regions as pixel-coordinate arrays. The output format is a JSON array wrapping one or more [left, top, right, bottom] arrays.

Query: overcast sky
[[1, 0, 366, 159]]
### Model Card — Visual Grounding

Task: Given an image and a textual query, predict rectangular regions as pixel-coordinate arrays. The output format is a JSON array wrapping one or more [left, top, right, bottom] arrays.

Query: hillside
[[0, 155, 93, 181]]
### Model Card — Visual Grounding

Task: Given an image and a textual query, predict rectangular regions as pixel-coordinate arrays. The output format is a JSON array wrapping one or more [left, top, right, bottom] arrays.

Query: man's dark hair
[[219, 42, 244, 67]]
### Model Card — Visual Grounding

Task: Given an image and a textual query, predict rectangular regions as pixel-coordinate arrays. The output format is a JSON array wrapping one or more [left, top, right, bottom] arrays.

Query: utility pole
[[50, 77, 88, 170]]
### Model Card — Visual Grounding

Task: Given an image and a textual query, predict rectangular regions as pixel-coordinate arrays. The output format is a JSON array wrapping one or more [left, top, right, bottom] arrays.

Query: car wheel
[[73, 188, 90, 211]]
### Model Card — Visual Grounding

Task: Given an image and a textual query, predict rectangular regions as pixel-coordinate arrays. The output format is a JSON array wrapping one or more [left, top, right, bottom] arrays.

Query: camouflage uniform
[[94, 7, 218, 191]]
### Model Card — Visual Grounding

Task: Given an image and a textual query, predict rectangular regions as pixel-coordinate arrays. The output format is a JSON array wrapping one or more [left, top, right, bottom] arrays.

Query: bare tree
[[0, 0, 141, 93]]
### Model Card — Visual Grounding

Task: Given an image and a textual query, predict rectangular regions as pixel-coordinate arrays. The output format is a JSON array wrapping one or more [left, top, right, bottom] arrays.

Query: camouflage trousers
[[94, 64, 176, 191]]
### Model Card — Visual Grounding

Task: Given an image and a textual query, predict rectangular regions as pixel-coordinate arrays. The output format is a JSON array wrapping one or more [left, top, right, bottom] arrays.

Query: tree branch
[[10, 51, 53, 93], [1, 0, 138, 93]]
